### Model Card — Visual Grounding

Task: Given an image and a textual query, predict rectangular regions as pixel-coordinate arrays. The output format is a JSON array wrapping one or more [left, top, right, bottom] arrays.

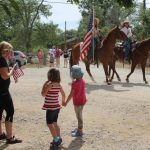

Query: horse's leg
[[109, 63, 121, 82], [108, 65, 112, 77], [111, 71, 115, 81], [108, 65, 114, 81], [102, 64, 111, 85], [126, 62, 137, 83], [108, 65, 115, 81], [85, 60, 95, 82], [141, 62, 148, 84]]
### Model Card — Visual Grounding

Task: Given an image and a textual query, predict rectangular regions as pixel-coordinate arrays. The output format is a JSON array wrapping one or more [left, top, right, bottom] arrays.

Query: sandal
[[6, 136, 22, 144], [0, 133, 6, 140]]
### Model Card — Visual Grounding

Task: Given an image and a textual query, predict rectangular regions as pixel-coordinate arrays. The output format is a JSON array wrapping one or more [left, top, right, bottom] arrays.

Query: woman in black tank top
[[0, 41, 22, 144]]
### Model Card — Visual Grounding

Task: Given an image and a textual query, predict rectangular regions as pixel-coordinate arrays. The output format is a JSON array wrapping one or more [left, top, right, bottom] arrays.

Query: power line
[[44, 1, 72, 4]]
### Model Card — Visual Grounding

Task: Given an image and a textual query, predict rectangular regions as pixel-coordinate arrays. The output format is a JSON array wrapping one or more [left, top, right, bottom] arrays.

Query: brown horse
[[70, 26, 127, 85], [110, 38, 150, 84]]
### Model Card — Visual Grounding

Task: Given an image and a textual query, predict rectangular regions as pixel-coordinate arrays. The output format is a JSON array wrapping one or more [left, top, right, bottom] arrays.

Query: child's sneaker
[[50, 138, 62, 147], [71, 131, 83, 137], [71, 128, 77, 133]]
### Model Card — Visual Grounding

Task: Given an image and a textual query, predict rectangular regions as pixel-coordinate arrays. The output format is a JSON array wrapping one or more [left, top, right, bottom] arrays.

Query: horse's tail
[[69, 43, 81, 70]]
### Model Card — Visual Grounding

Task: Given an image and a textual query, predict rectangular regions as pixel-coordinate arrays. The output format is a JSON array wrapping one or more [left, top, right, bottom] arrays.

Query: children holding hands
[[41, 65, 86, 148]]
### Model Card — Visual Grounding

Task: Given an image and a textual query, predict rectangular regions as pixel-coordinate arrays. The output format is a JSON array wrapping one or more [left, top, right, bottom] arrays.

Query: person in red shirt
[[64, 65, 86, 137], [37, 48, 44, 68], [55, 46, 62, 68]]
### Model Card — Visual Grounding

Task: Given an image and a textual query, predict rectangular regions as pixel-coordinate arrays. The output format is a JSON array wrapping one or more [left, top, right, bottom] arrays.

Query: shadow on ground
[[0, 142, 9, 150], [49, 137, 84, 150], [112, 81, 150, 88], [85, 83, 130, 93]]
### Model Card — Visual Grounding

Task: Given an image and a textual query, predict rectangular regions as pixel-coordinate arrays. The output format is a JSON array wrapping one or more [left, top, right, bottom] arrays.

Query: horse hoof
[[91, 77, 96, 82], [126, 79, 129, 83], [109, 79, 112, 82], [145, 81, 148, 84], [107, 82, 112, 85], [118, 78, 121, 82]]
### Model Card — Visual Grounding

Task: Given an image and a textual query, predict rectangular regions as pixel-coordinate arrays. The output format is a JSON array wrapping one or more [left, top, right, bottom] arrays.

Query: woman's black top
[[0, 57, 10, 93]]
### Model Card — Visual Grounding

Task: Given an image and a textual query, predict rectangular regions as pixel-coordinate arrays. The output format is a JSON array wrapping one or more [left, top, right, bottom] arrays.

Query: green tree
[[32, 22, 64, 48], [0, 0, 20, 16], [0, 0, 52, 52], [16, 0, 51, 52], [68, 0, 134, 8], [77, 0, 135, 40]]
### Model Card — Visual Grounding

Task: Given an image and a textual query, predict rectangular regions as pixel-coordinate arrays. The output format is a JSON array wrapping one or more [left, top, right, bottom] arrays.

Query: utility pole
[[64, 21, 67, 51], [142, 0, 146, 40]]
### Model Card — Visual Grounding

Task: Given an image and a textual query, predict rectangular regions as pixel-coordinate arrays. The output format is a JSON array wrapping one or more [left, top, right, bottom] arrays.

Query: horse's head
[[114, 26, 127, 41]]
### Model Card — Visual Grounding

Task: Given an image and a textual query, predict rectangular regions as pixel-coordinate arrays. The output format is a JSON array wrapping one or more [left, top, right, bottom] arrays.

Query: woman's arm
[[0, 64, 16, 80]]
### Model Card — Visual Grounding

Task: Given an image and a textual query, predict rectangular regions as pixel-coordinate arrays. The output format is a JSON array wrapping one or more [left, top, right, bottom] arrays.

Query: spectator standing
[[37, 48, 44, 68], [49, 52, 54, 67], [0, 41, 22, 144], [55, 47, 61, 68], [63, 49, 68, 68]]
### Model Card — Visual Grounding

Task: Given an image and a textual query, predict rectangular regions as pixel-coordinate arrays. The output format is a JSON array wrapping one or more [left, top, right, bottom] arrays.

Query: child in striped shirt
[[41, 68, 65, 148]]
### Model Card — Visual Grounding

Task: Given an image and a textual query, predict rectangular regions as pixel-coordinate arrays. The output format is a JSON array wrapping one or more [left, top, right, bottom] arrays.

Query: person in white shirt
[[121, 20, 133, 61]]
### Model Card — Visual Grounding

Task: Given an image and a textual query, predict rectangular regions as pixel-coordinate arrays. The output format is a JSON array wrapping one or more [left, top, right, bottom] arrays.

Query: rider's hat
[[122, 20, 130, 26]]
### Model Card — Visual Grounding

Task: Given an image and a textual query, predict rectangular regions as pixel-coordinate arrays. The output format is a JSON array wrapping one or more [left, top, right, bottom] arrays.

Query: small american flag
[[80, 13, 93, 60], [13, 63, 24, 83]]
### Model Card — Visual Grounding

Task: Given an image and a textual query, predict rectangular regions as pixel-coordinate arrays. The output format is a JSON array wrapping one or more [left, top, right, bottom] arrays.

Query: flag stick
[[92, 7, 95, 62]]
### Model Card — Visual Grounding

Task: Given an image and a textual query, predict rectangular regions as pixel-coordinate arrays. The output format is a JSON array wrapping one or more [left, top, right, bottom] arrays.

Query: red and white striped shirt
[[42, 85, 61, 110]]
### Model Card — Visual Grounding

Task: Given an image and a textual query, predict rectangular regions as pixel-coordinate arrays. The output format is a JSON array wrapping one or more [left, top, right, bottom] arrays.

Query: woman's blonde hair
[[94, 18, 100, 25], [0, 41, 13, 57]]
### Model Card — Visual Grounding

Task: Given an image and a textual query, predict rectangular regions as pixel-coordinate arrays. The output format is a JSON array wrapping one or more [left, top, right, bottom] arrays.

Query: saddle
[[115, 41, 135, 63]]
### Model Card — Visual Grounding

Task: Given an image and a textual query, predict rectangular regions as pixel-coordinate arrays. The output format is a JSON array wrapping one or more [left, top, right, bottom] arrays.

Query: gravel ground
[[0, 58, 150, 150]]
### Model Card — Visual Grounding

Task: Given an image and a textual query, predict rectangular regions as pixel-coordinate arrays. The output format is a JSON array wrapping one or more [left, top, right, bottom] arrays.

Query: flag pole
[[92, 6, 95, 62]]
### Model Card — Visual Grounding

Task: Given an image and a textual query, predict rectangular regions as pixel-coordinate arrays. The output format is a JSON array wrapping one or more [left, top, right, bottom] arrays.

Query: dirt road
[[1, 60, 150, 150]]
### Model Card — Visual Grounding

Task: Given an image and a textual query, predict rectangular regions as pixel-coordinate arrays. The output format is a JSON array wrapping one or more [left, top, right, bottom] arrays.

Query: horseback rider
[[88, 18, 101, 63], [120, 20, 133, 61]]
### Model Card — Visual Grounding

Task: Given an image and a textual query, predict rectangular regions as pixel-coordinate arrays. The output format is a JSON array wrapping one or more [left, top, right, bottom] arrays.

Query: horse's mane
[[73, 43, 80, 49], [101, 26, 117, 46]]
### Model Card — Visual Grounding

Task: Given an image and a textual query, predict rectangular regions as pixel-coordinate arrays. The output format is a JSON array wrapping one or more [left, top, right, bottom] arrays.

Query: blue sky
[[42, 0, 82, 31]]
